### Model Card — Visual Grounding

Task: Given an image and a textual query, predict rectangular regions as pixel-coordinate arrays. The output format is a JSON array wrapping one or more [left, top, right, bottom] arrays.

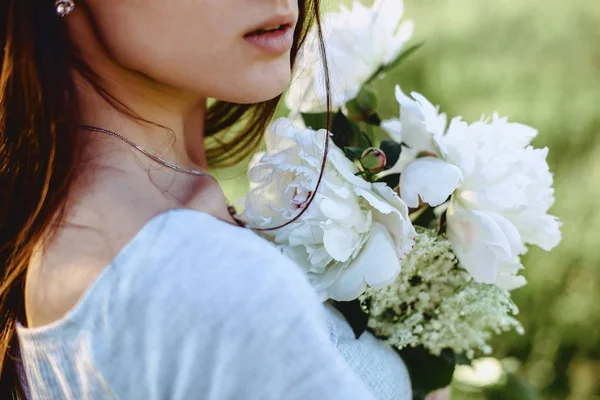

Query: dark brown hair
[[0, 0, 329, 396]]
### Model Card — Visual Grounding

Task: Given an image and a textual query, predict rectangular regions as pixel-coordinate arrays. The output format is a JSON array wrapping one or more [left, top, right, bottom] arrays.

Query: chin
[[217, 61, 292, 104]]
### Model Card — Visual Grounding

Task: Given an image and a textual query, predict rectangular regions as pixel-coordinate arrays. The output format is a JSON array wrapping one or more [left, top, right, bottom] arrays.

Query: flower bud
[[361, 147, 387, 173], [355, 85, 378, 113]]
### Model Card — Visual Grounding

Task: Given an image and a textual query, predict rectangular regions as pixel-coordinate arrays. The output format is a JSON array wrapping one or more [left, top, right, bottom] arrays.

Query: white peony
[[286, 0, 414, 113], [381, 86, 561, 289], [242, 118, 416, 301]]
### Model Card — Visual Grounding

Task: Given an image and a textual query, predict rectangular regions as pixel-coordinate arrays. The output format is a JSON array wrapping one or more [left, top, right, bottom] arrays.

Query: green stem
[[365, 65, 385, 86], [354, 169, 377, 182], [409, 205, 430, 223], [365, 123, 375, 145]]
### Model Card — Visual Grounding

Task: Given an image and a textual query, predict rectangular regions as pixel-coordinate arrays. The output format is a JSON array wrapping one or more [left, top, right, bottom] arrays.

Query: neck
[[69, 5, 210, 175], [74, 73, 221, 214], [77, 75, 209, 171]]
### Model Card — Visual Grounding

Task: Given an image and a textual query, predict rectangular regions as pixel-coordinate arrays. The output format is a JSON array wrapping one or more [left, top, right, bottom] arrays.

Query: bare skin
[[25, 0, 298, 327]]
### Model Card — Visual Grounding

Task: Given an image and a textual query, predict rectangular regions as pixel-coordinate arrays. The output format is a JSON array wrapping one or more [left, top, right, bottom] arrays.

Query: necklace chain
[[80, 124, 247, 228], [80, 125, 211, 177]]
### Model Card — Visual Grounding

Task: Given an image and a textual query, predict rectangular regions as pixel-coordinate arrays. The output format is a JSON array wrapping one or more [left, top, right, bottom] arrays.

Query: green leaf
[[365, 113, 382, 126], [396, 346, 456, 400], [349, 126, 370, 148], [454, 353, 472, 366], [376, 173, 400, 190], [380, 139, 403, 168], [344, 146, 365, 160], [357, 130, 373, 149], [346, 99, 363, 119], [355, 85, 379, 113], [301, 112, 331, 130], [331, 110, 363, 149]]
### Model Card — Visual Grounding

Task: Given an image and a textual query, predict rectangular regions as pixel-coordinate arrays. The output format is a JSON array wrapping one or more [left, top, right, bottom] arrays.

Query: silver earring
[[55, 0, 75, 18]]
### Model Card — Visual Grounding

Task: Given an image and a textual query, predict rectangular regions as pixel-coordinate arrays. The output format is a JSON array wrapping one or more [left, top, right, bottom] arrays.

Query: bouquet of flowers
[[241, 0, 561, 397]]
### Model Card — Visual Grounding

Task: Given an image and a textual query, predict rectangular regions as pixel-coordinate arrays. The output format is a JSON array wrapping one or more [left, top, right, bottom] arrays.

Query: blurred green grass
[[217, 0, 600, 397]]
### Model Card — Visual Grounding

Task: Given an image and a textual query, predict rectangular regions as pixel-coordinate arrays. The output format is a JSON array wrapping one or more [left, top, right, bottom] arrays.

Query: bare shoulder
[[24, 202, 164, 328], [24, 167, 245, 328], [23, 205, 286, 329]]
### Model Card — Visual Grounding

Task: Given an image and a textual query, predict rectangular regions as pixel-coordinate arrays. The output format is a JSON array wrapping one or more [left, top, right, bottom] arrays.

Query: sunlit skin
[[25, 0, 299, 327]]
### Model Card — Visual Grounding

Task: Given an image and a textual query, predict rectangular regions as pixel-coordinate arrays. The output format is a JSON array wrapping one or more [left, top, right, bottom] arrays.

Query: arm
[[325, 303, 412, 400]]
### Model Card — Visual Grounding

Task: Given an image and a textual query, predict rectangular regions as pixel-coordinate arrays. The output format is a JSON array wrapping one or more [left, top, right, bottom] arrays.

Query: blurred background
[[216, 0, 600, 398]]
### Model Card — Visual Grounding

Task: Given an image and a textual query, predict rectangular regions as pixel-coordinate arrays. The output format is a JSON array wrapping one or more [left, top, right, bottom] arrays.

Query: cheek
[[125, 38, 292, 104], [90, 4, 293, 104], [199, 52, 293, 103]]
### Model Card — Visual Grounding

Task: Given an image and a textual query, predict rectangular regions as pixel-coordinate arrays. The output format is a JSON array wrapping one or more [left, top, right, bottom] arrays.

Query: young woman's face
[[84, 0, 299, 103]]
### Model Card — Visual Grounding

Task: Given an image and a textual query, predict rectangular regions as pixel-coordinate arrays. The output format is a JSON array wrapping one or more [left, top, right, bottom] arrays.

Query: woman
[[0, 0, 410, 398]]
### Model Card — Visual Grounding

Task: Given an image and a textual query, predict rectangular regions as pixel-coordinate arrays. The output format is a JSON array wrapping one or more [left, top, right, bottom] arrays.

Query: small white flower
[[381, 86, 561, 288], [362, 229, 523, 358], [286, 0, 414, 113], [242, 118, 416, 301]]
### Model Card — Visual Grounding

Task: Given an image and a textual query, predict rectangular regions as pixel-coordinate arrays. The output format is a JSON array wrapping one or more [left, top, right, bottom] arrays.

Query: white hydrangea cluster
[[360, 228, 523, 358]]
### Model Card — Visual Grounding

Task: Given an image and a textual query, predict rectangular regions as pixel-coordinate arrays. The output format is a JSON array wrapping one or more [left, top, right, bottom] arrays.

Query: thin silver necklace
[[80, 124, 247, 227], [80, 124, 211, 177]]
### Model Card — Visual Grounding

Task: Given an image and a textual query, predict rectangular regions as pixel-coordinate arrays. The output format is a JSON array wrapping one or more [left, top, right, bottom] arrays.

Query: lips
[[243, 15, 296, 55], [243, 25, 294, 55], [244, 24, 292, 37], [244, 14, 296, 37]]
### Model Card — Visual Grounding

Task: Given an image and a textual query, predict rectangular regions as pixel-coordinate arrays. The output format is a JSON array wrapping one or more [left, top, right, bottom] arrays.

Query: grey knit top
[[17, 209, 410, 399]]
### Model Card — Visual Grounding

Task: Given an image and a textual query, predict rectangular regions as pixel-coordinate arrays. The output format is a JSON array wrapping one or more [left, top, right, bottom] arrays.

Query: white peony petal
[[306, 245, 334, 267], [484, 212, 526, 256], [371, 182, 412, 218], [411, 92, 447, 138], [441, 117, 475, 176], [355, 225, 402, 288], [323, 173, 352, 199], [309, 261, 346, 294], [492, 117, 539, 149], [446, 204, 520, 284], [388, 21, 415, 63], [287, 220, 324, 246], [325, 222, 401, 301], [394, 86, 437, 153], [280, 245, 313, 272], [381, 118, 403, 143], [328, 146, 371, 190], [322, 223, 362, 262], [356, 184, 416, 257], [510, 212, 562, 251], [496, 275, 527, 291], [495, 261, 527, 291], [400, 157, 463, 208], [319, 197, 354, 220]]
